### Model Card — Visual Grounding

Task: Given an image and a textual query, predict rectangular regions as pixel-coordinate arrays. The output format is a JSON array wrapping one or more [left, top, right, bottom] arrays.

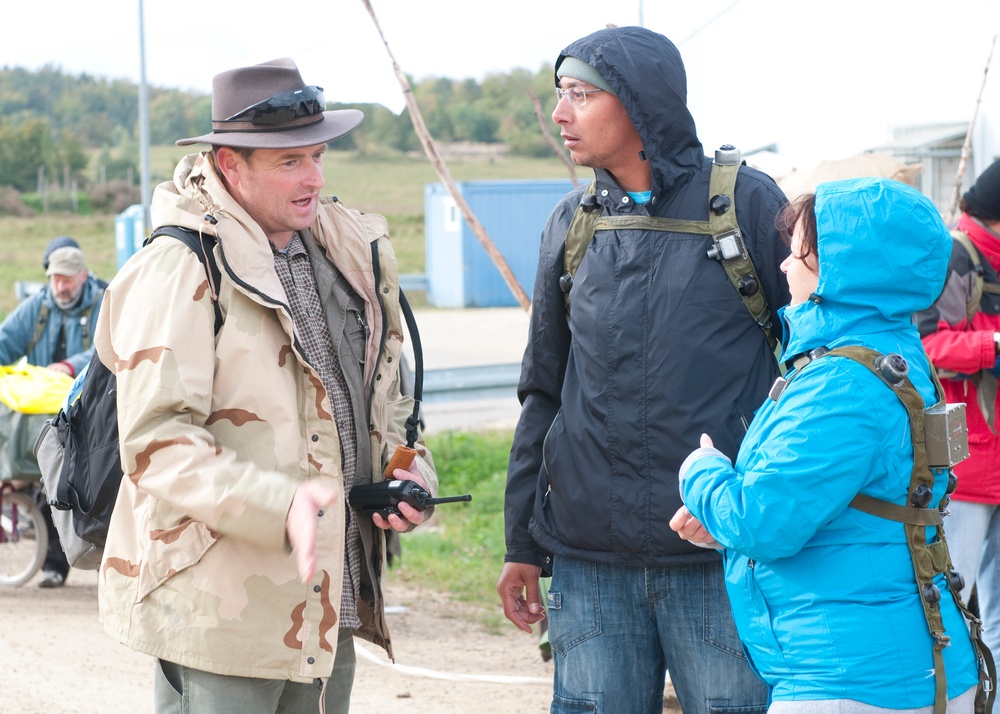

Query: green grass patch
[[390, 428, 515, 627]]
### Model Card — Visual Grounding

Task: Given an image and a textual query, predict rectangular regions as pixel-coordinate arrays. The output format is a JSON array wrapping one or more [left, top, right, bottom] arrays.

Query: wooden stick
[[527, 88, 579, 187], [947, 34, 997, 225], [361, 0, 531, 311]]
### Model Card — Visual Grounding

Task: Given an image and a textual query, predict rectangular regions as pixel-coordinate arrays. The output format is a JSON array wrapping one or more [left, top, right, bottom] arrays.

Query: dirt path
[[0, 570, 679, 713]]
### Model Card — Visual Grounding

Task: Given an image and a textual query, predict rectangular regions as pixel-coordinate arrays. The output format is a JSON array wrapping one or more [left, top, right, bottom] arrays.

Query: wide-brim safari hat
[[176, 57, 363, 149]]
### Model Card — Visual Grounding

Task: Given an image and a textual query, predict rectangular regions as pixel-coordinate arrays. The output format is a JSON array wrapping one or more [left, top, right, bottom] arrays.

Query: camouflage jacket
[[93, 152, 436, 682]]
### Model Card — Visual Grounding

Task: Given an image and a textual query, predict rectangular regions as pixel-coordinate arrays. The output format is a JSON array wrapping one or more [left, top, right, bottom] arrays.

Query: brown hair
[[778, 193, 818, 264], [211, 145, 256, 164]]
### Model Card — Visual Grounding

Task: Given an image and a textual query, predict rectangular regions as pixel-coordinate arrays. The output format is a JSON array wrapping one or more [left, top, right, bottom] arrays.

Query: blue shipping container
[[424, 179, 576, 307], [115, 204, 147, 270]]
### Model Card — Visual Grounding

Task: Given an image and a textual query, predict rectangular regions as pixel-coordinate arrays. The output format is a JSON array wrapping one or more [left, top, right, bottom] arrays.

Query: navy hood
[[556, 26, 704, 196], [782, 177, 951, 359]]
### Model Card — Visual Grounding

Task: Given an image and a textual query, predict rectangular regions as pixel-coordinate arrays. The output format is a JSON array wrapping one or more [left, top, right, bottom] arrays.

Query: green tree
[[149, 90, 193, 145], [0, 117, 55, 191]]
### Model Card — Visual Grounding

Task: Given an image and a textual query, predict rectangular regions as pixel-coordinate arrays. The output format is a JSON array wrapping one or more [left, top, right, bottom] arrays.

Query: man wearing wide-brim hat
[[93, 57, 438, 714]]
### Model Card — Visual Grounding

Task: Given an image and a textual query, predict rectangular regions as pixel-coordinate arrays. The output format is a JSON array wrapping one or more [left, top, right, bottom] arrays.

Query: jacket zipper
[[215, 227, 288, 311]]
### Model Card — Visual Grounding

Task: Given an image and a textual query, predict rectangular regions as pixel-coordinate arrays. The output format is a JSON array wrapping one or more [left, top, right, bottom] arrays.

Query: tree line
[[0, 63, 562, 214]]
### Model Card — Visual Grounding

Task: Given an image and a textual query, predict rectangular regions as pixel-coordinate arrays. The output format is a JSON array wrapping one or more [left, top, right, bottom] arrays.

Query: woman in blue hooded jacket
[[670, 177, 984, 711]]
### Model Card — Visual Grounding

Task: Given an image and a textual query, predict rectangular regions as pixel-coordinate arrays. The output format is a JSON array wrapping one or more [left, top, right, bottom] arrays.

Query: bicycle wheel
[[0, 490, 49, 587]]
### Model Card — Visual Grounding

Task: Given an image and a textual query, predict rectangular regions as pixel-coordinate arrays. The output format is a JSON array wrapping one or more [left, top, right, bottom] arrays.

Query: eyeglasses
[[555, 87, 604, 108], [220, 85, 326, 126]]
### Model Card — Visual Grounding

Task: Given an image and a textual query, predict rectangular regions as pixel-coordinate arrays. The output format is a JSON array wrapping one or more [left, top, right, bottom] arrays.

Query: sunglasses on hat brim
[[218, 85, 326, 127]]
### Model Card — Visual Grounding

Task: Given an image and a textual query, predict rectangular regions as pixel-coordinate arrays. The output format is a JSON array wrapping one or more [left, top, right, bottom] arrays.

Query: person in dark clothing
[[917, 157, 1000, 660], [496, 26, 790, 713], [0, 237, 106, 587]]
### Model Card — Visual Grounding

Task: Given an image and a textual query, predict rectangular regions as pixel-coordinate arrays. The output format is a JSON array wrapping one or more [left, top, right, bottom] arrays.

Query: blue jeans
[[943, 499, 1000, 655], [547, 556, 768, 714]]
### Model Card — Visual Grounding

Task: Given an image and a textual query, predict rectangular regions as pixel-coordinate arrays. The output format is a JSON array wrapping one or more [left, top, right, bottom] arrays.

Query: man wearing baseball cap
[[93, 58, 437, 713], [0, 237, 106, 588]]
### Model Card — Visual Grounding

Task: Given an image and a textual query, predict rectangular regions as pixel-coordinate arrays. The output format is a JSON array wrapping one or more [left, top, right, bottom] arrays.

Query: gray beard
[[53, 294, 78, 310]]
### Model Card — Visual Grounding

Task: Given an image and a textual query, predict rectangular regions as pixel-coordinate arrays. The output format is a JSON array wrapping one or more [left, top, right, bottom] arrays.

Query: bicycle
[[0, 397, 60, 587], [0, 479, 48, 586]]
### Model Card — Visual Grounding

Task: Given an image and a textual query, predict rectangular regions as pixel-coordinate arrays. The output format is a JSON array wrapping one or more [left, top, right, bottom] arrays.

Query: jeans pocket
[[547, 561, 602, 656], [551, 693, 598, 713], [154, 659, 183, 712]]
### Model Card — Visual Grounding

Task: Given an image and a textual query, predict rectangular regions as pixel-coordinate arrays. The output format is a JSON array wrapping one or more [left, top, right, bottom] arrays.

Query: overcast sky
[[3, 0, 999, 168]]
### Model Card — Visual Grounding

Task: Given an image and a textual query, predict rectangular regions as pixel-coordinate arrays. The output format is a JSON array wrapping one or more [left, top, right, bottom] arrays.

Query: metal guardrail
[[422, 363, 521, 403], [400, 273, 428, 292]]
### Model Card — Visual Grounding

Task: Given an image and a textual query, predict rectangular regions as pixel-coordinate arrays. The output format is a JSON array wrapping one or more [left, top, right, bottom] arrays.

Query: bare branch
[[947, 34, 997, 225], [361, 0, 531, 311], [527, 88, 578, 187]]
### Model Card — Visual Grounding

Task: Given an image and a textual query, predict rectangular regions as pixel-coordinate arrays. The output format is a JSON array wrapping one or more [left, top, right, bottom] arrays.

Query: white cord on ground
[[354, 641, 551, 685]]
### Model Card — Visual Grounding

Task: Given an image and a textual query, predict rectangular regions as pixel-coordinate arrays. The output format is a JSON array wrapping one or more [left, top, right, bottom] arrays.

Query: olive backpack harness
[[771, 345, 996, 714], [951, 229, 1000, 325], [559, 144, 777, 352], [24, 282, 106, 360]]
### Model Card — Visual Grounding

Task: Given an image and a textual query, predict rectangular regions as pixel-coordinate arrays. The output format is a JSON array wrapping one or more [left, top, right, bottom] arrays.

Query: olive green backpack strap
[[78, 288, 103, 352], [953, 230, 984, 325], [23, 302, 50, 358], [561, 180, 600, 312], [826, 345, 995, 714], [705, 157, 777, 352], [559, 146, 776, 351]]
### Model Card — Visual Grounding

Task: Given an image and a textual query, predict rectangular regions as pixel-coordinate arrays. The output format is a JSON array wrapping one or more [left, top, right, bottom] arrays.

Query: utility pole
[[138, 0, 151, 231]]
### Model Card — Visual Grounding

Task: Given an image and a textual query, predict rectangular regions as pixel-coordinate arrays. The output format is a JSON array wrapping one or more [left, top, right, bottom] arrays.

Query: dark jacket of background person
[[503, 27, 790, 571]]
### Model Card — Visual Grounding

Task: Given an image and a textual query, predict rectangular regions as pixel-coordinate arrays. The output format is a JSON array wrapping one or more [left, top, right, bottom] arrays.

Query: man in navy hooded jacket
[[497, 26, 789, 713]]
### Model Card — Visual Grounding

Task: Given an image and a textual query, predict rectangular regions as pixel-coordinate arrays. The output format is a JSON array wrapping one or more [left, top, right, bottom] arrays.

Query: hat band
[[210, 112, 325, 133]]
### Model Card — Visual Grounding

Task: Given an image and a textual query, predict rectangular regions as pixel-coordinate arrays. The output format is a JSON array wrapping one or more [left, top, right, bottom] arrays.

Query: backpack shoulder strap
[[561, 181, 599, 313], [397, 287, 423, 449], [80, 285, 104, 352], [703, 155, 776, 351], [559, 147, 776, 350], [952, 229, 983, 324], [24, 300, 50, 359], [145, 226, 223, 334]]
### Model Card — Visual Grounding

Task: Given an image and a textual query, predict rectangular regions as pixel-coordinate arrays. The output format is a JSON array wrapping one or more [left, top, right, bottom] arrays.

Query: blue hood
[[781, 177, 951, 360]]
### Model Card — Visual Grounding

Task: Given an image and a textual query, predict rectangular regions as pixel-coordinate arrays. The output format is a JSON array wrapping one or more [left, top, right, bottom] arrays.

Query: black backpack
[[33, 226, 221, 569], [33, 225, 425, 570]]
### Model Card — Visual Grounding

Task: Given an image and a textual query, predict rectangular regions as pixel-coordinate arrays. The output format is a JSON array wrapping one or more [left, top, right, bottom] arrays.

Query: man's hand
[[287, 480, 339, 583], [496, 562, 545, 633], [669, 505, 720, 549], [46, 361, 73, 376], [371, 465, 430, 533]]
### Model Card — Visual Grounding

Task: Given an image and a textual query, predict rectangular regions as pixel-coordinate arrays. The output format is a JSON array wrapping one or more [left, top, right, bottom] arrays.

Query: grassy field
[[0, 148, 572, 319], [395, 429, 516, 623]]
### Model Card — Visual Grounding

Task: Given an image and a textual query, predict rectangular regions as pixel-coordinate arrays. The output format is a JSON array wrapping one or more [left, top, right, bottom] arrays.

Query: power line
[[678, 0, 745, 45]]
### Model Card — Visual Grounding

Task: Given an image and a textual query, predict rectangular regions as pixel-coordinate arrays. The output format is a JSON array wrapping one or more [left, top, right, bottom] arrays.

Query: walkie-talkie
[[349, 479, 472, 519]]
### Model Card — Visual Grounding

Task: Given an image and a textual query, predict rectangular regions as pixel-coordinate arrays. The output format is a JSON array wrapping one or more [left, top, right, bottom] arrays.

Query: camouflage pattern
[[93, 152, 436, 683]]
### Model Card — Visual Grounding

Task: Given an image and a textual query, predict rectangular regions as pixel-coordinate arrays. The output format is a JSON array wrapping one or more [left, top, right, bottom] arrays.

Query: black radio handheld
[[349, 479, 472, 519]]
